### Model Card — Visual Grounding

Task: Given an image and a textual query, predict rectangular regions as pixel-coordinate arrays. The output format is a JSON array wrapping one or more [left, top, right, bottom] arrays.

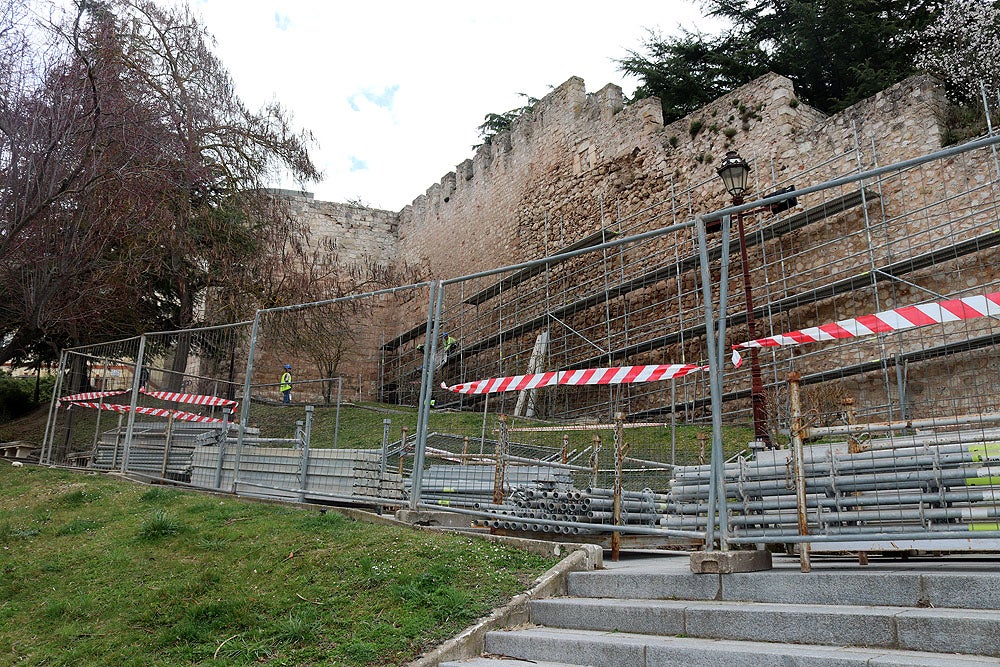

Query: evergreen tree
[[619, 0, 942, 122]]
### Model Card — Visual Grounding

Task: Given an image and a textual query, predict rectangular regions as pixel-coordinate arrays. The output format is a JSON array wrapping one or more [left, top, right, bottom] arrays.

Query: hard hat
[[284, 364, 291, 369]]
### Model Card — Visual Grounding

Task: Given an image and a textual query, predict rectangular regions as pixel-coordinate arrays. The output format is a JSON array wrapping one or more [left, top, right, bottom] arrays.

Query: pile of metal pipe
[[473, 484, 670, 534], [662, 428, 1000, 538], [412, 464, 572, 508]]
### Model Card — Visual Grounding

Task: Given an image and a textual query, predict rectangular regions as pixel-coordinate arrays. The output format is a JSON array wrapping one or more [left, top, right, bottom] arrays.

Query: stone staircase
[[442, 554, 1000, 666]]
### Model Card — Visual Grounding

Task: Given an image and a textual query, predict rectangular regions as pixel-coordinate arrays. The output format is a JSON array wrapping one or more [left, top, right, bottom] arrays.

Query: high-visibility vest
[[280, 372, 292, 391]]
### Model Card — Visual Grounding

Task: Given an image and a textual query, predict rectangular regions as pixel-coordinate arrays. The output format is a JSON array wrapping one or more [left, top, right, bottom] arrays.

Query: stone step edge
[[484, 626, 997, 666], [566, 570, 1000, 609], [536, 595, 1000, 617], [529, 596, 1000, 655]]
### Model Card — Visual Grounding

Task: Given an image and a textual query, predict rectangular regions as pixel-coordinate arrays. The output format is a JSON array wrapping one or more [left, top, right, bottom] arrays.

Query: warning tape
[[60, 389, 236, 410], [66, 401, 225, 424], [57, 390, 129, 406], [732, 292, 1000, 367], [441, 363, 708, 395], [140, 389, 238, 409]]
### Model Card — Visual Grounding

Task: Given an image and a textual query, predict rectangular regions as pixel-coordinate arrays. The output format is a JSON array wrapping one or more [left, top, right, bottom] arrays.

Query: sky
[[189, 1, 718, 212]]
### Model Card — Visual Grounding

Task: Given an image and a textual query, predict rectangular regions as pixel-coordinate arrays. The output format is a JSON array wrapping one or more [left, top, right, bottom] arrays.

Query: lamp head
[[717, 150, 750, 200]]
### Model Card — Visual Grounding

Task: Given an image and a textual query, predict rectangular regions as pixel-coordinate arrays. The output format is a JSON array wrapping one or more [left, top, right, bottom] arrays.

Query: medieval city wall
[[284, 194, 399, 267], [289, 71, 1000, 420]]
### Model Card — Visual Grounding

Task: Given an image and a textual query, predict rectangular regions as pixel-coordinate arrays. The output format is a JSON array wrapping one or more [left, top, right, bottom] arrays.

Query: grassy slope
[[0, 464, 557, 666], [3, 402, 752, 468]]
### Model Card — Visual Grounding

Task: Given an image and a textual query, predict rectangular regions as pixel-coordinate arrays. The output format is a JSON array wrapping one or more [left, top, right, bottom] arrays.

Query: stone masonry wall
[[284, 194, 399, 267], [288, 71, 1000, 419]]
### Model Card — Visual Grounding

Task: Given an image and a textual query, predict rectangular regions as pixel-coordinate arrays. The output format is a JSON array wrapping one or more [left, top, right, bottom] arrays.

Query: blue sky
[[192, 1, 715, 211]]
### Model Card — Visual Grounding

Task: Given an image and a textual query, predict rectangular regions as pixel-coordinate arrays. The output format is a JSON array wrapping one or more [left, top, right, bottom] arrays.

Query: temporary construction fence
[[37, 123, 1000, 559], [41, 320, 252, 470]]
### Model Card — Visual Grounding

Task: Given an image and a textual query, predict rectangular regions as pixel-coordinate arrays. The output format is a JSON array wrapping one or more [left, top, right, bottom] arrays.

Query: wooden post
[[590, 434, 602, 489], [788, 372, 812, 573], [493, 415, 509, 506], [398, 427, 409, 475], [611, 412, 627, 562], [160, 414, 175, 480]]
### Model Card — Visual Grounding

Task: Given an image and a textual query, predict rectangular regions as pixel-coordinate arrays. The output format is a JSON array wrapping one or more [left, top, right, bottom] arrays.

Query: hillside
[[0, 463, 557, 666]]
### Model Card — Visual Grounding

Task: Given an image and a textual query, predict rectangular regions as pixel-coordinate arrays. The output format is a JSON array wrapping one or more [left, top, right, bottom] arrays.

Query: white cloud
[[193, 0, 717, 210]]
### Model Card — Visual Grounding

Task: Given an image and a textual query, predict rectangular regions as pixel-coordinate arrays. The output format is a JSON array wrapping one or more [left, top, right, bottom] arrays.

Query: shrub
[[138, 510, 182, 539]]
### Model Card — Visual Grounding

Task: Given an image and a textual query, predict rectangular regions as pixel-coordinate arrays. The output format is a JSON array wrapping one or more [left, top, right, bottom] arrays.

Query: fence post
[[215, 407, 231, 490], [612, 412, 627, 561], [121, 335, 147, 473], [334, 377, 342, 449], [409, 281, 442, 510], [381, 418, 391, 477], [788, 372, 812, 573], [90, 359, 111, 460], [398, 427, 409, 475], [160, 414, 175, 479], [590, 434, 602, 488], [40, 350, 68, 464], [109, 414, 123, 471], [696, 213, 733, 551], [234, 310, 263, 494], [493, 414, 509, 506], [299, 405, 313, 502]]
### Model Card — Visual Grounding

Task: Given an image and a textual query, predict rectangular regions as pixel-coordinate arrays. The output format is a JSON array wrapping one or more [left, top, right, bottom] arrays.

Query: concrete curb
[[407, 542, 604, 667]]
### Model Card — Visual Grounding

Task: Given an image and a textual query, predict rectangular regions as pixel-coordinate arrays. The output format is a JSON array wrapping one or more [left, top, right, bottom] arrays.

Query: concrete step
[[567, 563, 1000, 609], [484, 627, 1000, 666], [530, 596, 1000, 657]]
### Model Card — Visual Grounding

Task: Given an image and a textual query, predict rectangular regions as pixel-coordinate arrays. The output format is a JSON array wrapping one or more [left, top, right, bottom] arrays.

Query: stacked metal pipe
[[663, 429, 1000, 539], [473, 484, 670, 534], [414, 465, 571, 508]]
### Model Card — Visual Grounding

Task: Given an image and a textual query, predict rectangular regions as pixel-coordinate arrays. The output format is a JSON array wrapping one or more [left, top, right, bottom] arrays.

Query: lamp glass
[[717, 150, 750, 199]]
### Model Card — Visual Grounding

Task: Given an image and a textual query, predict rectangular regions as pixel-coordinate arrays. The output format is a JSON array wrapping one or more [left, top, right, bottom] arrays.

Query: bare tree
[[266, 246, 417, 404], [0, 0, 320, 378]]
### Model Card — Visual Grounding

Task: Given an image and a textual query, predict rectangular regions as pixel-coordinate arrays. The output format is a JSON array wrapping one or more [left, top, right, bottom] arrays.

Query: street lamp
[[717, 150, 771, 448]]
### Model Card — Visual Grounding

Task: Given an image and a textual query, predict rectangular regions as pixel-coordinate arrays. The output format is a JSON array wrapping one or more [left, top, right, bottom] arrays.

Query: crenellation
[[292, 72, 981, 416]]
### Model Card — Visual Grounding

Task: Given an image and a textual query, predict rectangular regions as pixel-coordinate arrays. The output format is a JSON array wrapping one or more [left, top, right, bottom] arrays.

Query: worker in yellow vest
[[280, 364, 292, 404]]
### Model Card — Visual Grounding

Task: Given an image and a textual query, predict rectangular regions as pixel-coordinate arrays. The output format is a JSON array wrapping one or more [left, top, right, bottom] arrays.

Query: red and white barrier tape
[[441, 363, 708, 395], [140, 389, 238, 409], [57, 390, 128, 406], [732, 291, 1000, 367], [66, 401, 225, 424]]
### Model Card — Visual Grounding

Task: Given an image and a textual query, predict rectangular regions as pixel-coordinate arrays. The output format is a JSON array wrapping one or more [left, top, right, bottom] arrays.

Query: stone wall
[[283, 193, 399, 267], [288, 71, 1000, 420]]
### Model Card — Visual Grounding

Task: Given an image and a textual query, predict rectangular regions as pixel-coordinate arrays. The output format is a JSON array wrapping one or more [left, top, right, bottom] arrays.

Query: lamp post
[[717, 150, 771, 448]]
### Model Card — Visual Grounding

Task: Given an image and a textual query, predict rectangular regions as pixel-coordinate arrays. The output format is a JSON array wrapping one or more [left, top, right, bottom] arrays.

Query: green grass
[[246, 402, 750, 464], [0, 464, 558, 666], [3, 397, 753, 469]]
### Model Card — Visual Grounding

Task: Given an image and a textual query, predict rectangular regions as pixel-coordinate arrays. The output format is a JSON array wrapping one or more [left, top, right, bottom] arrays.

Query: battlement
[[399, 76, 657, 229], [299, 71, 948, 287]]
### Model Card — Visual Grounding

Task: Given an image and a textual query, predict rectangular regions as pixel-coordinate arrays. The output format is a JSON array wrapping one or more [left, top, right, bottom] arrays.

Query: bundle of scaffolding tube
[[411, 464, 573, 508], [472, 484, 670, 534], [663, 428, 1000, 539]]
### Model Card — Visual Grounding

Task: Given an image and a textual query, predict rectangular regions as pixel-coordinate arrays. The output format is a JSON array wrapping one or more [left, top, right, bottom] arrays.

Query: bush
[[0, 371, 55, 422], [0, 373, 39, 423]]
